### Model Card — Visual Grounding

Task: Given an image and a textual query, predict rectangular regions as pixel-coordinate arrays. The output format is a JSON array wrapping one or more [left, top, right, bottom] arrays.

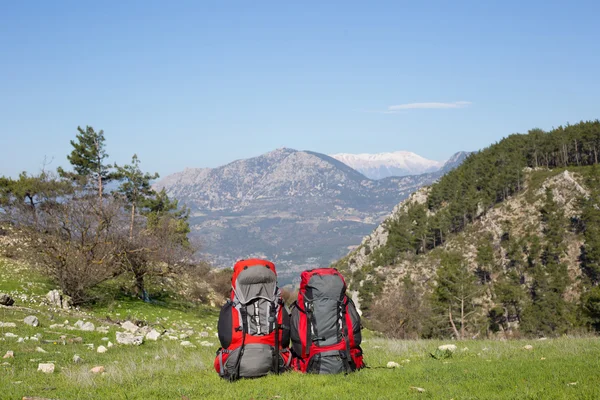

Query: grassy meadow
[[1, 259, 600, 400]]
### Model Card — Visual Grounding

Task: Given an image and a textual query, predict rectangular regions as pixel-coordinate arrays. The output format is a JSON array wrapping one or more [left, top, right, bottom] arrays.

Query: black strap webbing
[[230, 305, 248, 381]]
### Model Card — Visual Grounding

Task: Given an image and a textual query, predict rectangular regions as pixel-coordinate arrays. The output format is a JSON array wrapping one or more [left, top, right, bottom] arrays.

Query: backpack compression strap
[[270, 300, 280, 374], [230, 305, 248, 381]]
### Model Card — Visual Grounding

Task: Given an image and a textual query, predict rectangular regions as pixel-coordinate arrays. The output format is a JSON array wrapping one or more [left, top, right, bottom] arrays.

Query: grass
[[2, 258, 600, 399]]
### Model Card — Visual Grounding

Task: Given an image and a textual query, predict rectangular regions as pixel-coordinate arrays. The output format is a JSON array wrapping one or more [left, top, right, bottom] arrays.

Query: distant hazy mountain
[[330, 151, 443, 179], [155, 148, 469, 284]]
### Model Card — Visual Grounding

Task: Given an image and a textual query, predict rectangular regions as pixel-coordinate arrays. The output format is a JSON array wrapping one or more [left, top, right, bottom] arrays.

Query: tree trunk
[[460, 297, 465, 340], [135, 273, 149, 302], [129, 204, 135, 240], [449, 306, 460, 339]]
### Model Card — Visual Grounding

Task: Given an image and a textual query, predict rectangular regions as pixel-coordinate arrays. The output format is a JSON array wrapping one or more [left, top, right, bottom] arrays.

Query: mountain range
[[330, 151, 443, 179], [155, 148, 470, 283]]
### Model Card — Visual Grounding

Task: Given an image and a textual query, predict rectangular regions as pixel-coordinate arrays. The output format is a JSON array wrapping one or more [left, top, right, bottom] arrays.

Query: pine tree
[[113, 154, 159, 238], [59, 126, 112, 199], [433, 252, 482, 339]]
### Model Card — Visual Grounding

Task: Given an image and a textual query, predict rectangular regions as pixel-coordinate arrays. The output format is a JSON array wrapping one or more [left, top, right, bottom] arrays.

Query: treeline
[[0, 126, 229, 305], [355, 120, 600, 338]]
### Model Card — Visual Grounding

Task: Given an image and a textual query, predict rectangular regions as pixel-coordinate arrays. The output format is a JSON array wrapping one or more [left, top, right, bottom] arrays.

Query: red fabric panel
[[299, 268, 346, 292], [344, 298, 356, 348]]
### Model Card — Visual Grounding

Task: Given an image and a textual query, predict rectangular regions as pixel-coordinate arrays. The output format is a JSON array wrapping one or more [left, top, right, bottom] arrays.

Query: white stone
[[3, 351, 14, 359], [35, 347, 47, 353], [101, 337, 109, 341], [97, 346, 107, 353], [121, 321, 139, 333], [200, 341, 214, 347], [523, 345, 533, 351], [38, 363, 55, 373], [107, 342, 114, 348], [180, 341, 195, 348], [5, 333, 17, 338], [17, 337, 24, 343], [145, 329, 161, 341], [0, 322, 16, 328], [74, 320, 84, 328], [386, 361, 400, 368], [24, 316, 39, 327], [80, 322, 95, 331], [73, 355, 83, 363], [199, 331, 209, 338], [438, 344, 457, 352], [90, 366, 105, 374], [116, 332, 143, 346]]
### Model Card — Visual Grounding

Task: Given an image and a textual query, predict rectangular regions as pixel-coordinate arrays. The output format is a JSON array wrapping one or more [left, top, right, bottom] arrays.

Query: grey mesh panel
[[306, 274, 345, 346], [225, 344, 273, 378], [234, 265, 277, 304]]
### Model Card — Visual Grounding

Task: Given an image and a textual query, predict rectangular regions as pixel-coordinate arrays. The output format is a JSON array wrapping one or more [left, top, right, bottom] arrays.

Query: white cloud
[[386, 101, 472, 112]]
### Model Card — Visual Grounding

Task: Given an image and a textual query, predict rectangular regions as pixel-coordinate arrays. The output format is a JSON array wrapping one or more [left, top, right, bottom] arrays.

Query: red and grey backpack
[[214, 259, 292, 380], [290, 268, 364, 374]]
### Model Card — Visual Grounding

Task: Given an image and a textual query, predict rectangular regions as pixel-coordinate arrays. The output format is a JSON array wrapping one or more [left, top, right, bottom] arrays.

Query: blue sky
[[1, 1, 599, 178]]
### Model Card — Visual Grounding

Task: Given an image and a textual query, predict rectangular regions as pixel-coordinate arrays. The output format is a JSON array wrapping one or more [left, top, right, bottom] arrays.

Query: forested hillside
[[335, 120, 600, 339]]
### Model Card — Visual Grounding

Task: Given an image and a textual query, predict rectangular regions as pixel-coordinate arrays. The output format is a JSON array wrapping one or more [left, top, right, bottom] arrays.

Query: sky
[[1, 0, 599, 179]]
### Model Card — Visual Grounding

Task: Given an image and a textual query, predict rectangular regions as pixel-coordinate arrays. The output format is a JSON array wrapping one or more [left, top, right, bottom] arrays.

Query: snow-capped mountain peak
[[329, 151, 443, 179]]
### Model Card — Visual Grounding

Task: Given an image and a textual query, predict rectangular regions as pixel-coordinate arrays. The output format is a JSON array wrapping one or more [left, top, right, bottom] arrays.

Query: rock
[[387, 361, 400, 368], [5, 333, 17, 338], [410, 387, 426, 393], [96, 326, 110, 334], [90, 366, 105, 374], [180, 341, 195, 348], [116, 332, 143, 346], [200, 341, 214, 347], [73, 355, 83, 363], [199, 331, 209, 338], [167, 335, 178, 340], [17, 337, 24, 343], [80, 322, 95, 331], [0, 322, 16, 328], [145, 329, 161, 341], [24, 316, 39, 327], [49, 324, 64, 329], [107, 342, 114, 348], [97, 346, 107, 353], [0, 293, 15, 306], [121, 321, 139, 333], [101, 337, 109, 341], [74, 320, 84, 328], [68, 337, 83, 344], [37, 363, 55, 373], [154, 355, 161, 360], [3, 351, 14, 359], [35, 347, 47, 353], [45, 289, 72, 309], [523, 345, 533, 351], [438, 344, 457, 352]]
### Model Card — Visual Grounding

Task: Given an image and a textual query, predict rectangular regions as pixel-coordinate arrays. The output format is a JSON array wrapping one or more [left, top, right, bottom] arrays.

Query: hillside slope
[[334, 120, 600, 338]]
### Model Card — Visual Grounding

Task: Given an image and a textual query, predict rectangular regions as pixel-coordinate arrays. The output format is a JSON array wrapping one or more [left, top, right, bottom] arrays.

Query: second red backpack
[[290, 268, 364, 373]]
